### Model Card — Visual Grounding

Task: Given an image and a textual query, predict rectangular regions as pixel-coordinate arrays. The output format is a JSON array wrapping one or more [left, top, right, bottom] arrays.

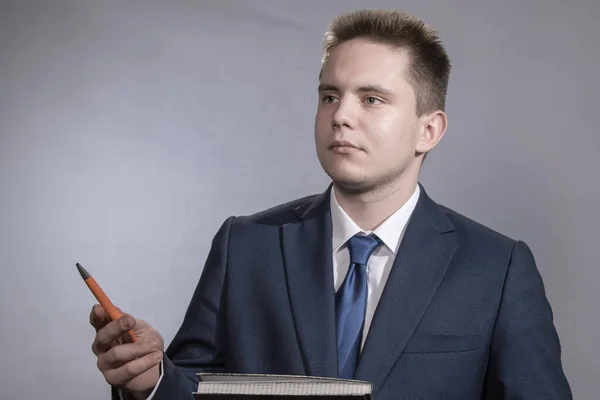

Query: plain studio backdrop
[[1, 0, 598, 398]]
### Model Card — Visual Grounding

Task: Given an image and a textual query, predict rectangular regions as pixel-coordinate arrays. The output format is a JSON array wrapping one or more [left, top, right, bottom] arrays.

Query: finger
[[97, 338, 161, 371], [103, 351, 163, 388], [92, 314, 136, 355], [111, 306, 135, 342], [89, 304, 111, 332]]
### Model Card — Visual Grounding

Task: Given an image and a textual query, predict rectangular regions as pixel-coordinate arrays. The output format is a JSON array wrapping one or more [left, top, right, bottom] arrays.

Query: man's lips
[[329, 140, 361, 153]]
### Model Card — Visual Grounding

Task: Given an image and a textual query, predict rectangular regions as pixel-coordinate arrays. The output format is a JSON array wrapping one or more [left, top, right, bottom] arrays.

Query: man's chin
[[320, 162, 377, 192], [328, 174, 375, 194]]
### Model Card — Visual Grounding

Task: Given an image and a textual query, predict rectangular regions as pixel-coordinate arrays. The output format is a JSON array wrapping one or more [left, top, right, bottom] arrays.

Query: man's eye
[[322, 95, 337, 103], [365, 97, 382, 105]]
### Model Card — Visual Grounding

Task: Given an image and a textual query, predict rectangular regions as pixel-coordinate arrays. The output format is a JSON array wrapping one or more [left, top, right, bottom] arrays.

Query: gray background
[[1, 0, 598, 399]]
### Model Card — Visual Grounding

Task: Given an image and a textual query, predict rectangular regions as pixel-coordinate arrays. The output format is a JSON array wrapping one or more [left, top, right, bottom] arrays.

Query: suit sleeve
[[116, 216, 235, 400], [484, 240, 572, 399]]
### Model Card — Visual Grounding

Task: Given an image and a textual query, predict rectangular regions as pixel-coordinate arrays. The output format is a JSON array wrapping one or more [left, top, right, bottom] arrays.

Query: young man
[[90, 9, 572, 400]]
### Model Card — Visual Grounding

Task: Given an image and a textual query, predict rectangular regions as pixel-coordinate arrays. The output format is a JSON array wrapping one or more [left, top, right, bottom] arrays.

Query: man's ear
[[415, 110, 447, 155]]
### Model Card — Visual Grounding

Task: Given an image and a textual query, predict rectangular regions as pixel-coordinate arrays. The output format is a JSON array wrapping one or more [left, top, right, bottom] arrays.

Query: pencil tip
[[76, 263, 90, 280]]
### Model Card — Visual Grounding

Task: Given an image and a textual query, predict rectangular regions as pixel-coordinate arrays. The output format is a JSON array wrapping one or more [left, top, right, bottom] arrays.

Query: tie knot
[[347, 234, 382, 266]]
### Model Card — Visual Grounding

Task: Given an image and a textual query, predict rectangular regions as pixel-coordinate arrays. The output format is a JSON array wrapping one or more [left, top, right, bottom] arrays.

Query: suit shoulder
[[438, 204, 517, 249], [234, 194, 319, 226]]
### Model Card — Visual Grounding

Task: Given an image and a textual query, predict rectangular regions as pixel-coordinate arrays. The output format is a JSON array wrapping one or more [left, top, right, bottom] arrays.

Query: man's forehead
[[319, 61, 410, 92], [320, 41, 411, 85]]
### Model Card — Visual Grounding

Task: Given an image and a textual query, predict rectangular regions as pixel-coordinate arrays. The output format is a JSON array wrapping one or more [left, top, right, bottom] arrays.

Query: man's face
[[314, 38, 424, 193]]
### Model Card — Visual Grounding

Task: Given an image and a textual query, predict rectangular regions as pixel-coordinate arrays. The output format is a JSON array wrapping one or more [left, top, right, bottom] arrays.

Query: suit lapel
[[281, 187, 339, 378], [354, 186, 459, 391]]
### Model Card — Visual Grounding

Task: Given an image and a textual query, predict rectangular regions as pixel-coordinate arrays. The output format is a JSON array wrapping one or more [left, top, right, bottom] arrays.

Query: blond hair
[[321, 9, 451, 116]]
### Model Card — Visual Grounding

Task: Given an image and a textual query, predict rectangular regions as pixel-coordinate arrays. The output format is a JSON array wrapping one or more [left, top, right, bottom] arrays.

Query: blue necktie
[[335, 234, 382, 379]]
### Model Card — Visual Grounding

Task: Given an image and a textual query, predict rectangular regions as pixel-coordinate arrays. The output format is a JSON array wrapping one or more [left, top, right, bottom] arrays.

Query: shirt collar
[[330, 184, 420, 254]]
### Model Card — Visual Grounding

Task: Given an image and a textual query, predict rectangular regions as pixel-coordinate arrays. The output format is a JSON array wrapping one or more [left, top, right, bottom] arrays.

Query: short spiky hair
[[321, 9, 451, 116]]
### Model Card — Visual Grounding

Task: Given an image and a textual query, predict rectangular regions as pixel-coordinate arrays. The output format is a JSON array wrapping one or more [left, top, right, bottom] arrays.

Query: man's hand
[[90, 304, 164, 399]]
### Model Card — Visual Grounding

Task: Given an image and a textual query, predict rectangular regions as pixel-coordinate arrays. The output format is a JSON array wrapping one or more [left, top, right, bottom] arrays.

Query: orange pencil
[[76, 262, 138, 342]]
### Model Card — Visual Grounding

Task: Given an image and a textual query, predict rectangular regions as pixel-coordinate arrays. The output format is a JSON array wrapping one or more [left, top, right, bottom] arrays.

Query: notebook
[[193, 373, 372, 399]]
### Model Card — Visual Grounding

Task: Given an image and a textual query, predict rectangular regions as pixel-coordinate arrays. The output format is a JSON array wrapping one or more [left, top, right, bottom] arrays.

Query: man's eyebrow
[[317, 83, 339, 92], [317, 83, 393, 96], [356, 84, 394, 96]]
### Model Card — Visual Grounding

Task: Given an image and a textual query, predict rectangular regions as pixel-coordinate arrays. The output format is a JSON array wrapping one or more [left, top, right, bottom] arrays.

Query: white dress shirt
[[330, 184, 420, 349], [137, 184, 420, 399]]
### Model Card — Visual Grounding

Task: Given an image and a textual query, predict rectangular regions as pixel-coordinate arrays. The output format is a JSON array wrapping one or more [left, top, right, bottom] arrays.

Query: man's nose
[[331, 98, 356, 130]]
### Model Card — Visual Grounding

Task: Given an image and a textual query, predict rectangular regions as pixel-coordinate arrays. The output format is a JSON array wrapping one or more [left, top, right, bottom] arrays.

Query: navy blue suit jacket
[[126, 184, 571, 399]]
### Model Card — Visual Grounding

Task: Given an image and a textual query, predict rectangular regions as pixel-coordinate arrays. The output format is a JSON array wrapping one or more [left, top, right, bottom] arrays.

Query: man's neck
[[333, 177, 418, 232]]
